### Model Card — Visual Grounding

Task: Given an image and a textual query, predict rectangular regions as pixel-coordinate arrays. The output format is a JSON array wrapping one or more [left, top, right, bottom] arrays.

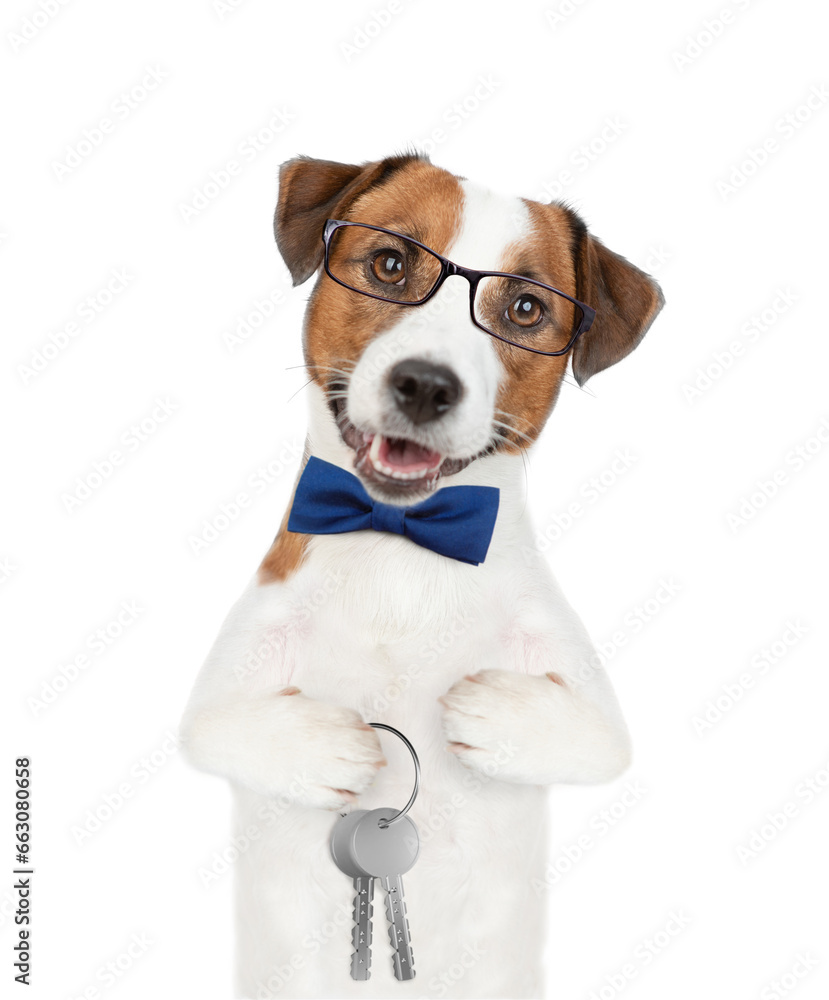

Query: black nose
[[390, 359, 462, 425]]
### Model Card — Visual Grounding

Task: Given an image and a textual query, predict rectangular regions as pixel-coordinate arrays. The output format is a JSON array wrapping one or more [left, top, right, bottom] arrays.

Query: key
[[331, 810, 375, 980], [382, 872, 414, 981], [351, 876, 373, 980], [349, 807, 419, 981], [330, 807, 420, 981]]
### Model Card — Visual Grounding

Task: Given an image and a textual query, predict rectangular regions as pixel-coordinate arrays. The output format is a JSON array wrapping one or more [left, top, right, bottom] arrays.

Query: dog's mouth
[[328, 390, 481, 495], [362, 433, 444, 482]]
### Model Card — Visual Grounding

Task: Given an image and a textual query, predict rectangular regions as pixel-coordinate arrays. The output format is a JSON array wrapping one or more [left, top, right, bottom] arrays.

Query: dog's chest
[[273, 532, 509, 703], [256, 532, 519, 833]]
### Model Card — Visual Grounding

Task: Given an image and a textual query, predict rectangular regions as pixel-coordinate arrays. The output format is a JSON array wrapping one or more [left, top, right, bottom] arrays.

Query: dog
[[180, 152, 664, 999]]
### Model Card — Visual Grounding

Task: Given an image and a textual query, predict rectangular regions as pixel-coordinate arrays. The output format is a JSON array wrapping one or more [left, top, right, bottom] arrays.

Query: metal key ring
[[369, 723, 420, 828]]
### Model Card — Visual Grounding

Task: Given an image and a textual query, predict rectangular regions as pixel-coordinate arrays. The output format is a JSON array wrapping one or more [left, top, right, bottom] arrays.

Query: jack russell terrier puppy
[[181, 152, 664, 999]]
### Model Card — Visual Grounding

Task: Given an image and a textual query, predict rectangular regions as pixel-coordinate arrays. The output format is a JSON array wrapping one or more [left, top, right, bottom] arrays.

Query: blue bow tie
[[287, 457, 499, 566]]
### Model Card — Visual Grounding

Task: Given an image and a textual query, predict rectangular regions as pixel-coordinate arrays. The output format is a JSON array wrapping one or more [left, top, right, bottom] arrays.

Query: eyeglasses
[[321, 219, 595, 356]]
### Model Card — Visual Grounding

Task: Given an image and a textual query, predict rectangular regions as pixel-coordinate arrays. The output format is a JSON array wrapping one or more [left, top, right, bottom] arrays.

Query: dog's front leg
[[180, 580, 387, 810], [439, 591, 632, 786]]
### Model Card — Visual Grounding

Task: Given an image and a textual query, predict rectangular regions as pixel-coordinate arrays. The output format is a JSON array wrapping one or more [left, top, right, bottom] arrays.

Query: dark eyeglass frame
[[321, 218, 595, 357]]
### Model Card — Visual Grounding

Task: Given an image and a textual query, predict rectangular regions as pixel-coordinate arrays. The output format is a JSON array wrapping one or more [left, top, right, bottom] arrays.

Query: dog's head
[[274, 153, 663, 499]]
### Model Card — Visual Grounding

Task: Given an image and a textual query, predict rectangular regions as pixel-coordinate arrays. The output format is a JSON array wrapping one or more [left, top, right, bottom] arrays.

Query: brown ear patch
[[561, 206, 664, 386], [274, 154, 425, 285]]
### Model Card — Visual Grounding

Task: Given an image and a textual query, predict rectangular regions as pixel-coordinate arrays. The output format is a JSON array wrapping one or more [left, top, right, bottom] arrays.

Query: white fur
[[181, 182, 631, 999]]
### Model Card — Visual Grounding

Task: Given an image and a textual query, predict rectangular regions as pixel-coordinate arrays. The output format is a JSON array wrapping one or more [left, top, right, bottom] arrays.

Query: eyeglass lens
[[326, 224, 583, 352]]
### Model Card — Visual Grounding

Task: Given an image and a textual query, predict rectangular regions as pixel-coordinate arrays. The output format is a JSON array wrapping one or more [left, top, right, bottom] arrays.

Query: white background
[[2, 0, 828, 998]]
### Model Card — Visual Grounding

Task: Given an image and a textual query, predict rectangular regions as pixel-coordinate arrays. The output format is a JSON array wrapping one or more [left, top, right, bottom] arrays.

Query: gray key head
[[330, 810, 370, 878], [351, 808, 420, 878]]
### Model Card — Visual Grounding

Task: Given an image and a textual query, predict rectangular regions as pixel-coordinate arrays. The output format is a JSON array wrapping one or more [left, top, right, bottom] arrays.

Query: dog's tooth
[[369, 434, 383, 467], [379, 461, 413, 481]]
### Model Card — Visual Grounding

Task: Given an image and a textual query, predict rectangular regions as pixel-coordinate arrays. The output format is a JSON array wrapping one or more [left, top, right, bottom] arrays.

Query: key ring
[[369, 723, 420, 828]]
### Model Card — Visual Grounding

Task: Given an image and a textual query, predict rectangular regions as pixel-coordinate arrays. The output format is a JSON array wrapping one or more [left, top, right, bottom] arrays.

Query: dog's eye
[[371, 250, 406, 285], [506, 295, 543, 327]]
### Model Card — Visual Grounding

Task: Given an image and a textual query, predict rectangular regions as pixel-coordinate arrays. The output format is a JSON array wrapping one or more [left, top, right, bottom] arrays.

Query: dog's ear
[[275, 156, 400, 286], [568, 216, 664, 386]]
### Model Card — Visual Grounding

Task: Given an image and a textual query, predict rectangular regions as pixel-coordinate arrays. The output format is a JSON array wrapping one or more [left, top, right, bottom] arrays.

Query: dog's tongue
[[379, 435, 442, 472]]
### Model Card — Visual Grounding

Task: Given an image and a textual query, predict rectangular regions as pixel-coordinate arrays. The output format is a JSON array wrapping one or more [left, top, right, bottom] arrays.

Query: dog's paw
[[438, 669, 548, 781], [275, 690, 388, 810], [438, 668, 629, 785], [182, 687, 387, 807]]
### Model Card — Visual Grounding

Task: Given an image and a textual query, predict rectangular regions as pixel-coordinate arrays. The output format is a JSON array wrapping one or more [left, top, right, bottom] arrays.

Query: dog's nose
[[390, 359, 462, 425]]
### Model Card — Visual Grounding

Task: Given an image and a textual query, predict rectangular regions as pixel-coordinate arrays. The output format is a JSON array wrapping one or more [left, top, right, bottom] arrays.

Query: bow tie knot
[[287, 456, 499, 566], [370, 500, 407, 536]]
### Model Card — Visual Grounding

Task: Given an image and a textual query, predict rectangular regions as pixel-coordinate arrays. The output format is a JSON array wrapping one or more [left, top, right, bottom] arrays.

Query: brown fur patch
[[275, 155, 421, 285], [557, 204, 664, 386], [302, 159, 465, 394], [490, 199, 581, 449], [258, 470, 310, 584]]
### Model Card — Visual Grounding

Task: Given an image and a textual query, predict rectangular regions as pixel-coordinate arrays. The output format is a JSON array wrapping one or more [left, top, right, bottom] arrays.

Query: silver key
[[331, 807, 420, 981], [351, 876, 373, 980], [331, 810, 376, 980], [382, 872, 414, 980]]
